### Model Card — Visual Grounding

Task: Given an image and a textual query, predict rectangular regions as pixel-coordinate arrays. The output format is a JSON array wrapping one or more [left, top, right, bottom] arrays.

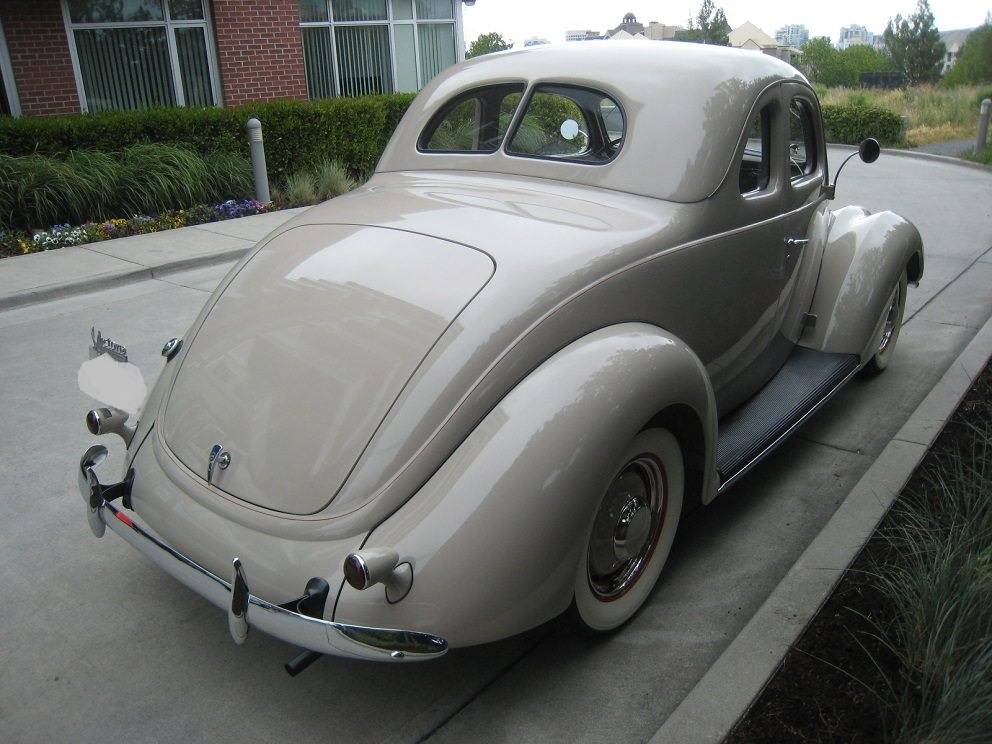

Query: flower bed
[[0, 199, 277, 258]]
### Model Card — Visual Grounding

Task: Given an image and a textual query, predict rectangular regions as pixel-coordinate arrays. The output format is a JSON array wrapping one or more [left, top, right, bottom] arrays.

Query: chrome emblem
[[207, 443, 231, 483], [89, 327, 128, 363]]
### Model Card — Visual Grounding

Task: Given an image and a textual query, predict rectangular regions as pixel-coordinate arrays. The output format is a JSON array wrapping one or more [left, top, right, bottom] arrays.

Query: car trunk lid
[[162, 224, 494, 515]]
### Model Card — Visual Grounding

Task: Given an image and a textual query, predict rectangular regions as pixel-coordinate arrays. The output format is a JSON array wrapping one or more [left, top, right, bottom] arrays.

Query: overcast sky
[[463, 1, 986, 47]]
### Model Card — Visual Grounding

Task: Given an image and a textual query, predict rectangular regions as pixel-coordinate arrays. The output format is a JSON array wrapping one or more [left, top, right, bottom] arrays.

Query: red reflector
[[115, 512, 134, 527]]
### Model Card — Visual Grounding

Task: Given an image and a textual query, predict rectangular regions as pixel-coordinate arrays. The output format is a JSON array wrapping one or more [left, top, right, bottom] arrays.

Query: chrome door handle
[[784, 237, 809, 249]]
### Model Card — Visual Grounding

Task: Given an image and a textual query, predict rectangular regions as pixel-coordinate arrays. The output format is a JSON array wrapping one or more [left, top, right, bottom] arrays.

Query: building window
[[300, 0, 458, 99], [0, 17, 19, 116], [62, 0, 220, 112]]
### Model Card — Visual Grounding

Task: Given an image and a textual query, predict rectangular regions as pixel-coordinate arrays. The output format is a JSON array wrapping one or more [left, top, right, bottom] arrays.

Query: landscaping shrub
[[280, 170, 318, 208], [818, 85, 987, 145], [313, 159, 356, 201], [202, 151, 254, 204], [0, 95, 416, 185], [116, 144, 211, 215], [0, 145, 254, 230], [821, 103, 904, 145], [968, 145, 992, 166]]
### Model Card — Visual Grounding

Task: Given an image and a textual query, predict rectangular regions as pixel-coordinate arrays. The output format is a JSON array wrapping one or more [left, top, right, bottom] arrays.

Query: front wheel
[[572, 428, 684, 632], [863, 270, 908, 376]]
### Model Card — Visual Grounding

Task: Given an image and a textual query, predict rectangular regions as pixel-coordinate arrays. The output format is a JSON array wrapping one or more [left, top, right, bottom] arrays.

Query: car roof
[[377, 41, 809, 203]]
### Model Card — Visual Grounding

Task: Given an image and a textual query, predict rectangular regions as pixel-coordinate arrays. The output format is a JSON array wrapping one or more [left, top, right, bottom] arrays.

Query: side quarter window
[[789, 98, 817, 180], [739, 106, 771, 195]]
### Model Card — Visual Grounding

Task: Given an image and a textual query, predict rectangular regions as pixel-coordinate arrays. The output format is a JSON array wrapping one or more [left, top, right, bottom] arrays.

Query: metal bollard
[[978, 99, 991, 154], [245, 118, 271, 204]]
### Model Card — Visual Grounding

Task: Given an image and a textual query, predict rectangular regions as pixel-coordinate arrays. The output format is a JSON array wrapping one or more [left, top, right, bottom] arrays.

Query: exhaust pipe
[[85, 407, 135, 445]]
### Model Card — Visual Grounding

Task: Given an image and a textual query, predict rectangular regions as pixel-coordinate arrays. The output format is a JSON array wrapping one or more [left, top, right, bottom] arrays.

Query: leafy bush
[[818, 84, 987, 145], [822, 104, 905, 145], [0, 95, 415, 185], [0, 145, 254, 230]]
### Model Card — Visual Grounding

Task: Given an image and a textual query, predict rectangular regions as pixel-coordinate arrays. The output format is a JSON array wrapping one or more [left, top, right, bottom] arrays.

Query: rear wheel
[[572, 428, 684, 632], [863, 270, 908, 375]]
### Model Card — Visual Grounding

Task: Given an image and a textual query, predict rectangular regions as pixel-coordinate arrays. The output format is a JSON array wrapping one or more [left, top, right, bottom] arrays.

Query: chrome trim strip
[[78, 451, 447, 662], [716, 361, 861, 494]]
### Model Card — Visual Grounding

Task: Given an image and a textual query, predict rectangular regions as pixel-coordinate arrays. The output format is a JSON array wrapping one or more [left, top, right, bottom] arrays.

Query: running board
[[716, 347, 860, 492]]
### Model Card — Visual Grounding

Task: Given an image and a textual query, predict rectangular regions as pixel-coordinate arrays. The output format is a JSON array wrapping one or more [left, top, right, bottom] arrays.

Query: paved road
[[1, 149, 991, 743], [910, 137, 976, 158]]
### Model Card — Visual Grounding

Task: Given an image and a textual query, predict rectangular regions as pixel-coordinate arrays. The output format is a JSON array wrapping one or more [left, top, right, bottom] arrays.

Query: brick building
[[0, 0, 466, 117]]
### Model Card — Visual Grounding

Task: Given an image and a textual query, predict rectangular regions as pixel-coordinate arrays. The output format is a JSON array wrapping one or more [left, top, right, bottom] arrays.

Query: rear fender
[[332, 323, 716, 647], [801, 206, 923, 361]]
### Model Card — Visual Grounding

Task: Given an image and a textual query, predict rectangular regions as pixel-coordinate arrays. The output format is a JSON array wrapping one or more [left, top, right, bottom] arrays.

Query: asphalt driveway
[[1, 149, 990, 743]]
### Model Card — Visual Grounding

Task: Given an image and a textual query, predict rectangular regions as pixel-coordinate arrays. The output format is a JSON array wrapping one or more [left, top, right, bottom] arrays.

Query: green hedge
[[821, 103, 904, 145], [0, 95, 416, 184]]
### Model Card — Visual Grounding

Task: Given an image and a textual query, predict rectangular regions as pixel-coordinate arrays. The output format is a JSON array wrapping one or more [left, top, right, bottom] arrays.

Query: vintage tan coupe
[[78, 42, 923, 672]]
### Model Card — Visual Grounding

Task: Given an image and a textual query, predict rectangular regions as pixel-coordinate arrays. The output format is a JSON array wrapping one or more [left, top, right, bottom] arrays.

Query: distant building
[[645, 21, 678, 41], [729, 21, 798, 64], [940, 28, 974, 74], [838, 25, 877, 49], [524, 37, 550, 47], [608, 12, 645, 38], [775, 24, 809, 48], [566, 29, 602, 42]]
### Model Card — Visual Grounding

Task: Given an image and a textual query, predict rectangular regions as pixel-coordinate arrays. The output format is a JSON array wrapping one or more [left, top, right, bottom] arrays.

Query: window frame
[[59, 0, 221, 112], [738, 104, 773, 197], [417, 82, 527, 154], [503, 83, 627, 166], [788, 97, 818, 182], [0, 16, 20, 116], [300, 0, 462, 98]]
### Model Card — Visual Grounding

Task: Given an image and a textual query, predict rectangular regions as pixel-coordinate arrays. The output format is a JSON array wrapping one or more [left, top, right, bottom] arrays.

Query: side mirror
[[824, 137, 882, 199], [858, 137, 880, 164]]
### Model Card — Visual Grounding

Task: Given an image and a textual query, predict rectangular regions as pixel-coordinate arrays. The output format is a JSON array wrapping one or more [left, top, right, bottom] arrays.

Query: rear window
[[419, 84, 525, 153], [507, 85, 625, 164]]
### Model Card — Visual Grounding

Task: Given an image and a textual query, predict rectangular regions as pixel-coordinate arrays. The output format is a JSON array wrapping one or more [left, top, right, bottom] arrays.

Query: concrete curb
[[651, 312, 992, 744], [0, 246, 249, 312]]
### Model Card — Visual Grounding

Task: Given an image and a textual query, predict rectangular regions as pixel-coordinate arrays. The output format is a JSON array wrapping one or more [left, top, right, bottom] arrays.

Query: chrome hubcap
[[588, 456, 666, 601], [877, 285, 901, 355]]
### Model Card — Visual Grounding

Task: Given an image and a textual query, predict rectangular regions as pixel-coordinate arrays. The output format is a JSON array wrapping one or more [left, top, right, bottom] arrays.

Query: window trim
[[0, 16, 20, 116], [300, 0, 460, 97], [59, 0, 222, 112], [738, 104, 772, 196], [788, 97, 818, 182], [503, 83, 627, 167], [416, 82, 527, 154]]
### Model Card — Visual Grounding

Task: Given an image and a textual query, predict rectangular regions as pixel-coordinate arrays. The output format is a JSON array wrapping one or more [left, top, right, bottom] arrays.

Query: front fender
[[333, 323, 716, 647], [801, 205, 923, 360]]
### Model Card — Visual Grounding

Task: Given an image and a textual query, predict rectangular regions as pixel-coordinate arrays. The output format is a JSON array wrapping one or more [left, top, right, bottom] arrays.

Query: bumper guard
[[78, 445, 448, 663]]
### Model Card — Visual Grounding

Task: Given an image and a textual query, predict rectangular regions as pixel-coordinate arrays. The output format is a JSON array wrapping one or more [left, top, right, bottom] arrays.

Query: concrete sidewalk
[[0, 207, 306, 311]]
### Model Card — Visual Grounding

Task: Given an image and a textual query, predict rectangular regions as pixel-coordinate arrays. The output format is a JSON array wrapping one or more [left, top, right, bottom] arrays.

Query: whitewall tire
[[863, 270, 908, 375], [573, 427, 684, 632]]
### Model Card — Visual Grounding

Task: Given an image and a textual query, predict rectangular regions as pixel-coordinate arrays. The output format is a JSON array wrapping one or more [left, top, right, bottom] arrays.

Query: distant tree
[[942, 23, 992, 86], [674, 0, 731, 45], [799, 37, 893, 86], [466, 32, 513, 59], [883, 0, 945, 84], [840, 44, 893, 82]]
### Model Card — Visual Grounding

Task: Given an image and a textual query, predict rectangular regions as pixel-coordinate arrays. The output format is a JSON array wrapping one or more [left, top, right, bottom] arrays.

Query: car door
[[693, 86, 797, 414], [778, 83, 831, 346]]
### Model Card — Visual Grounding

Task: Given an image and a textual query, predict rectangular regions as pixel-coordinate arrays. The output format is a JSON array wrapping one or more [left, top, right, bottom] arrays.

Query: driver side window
[[739, 106, 771, 195], [789, 98, 817, 180]]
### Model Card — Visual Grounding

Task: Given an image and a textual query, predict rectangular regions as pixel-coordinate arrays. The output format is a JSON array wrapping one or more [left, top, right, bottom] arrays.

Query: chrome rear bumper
[[78, 445, 447, 663]]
